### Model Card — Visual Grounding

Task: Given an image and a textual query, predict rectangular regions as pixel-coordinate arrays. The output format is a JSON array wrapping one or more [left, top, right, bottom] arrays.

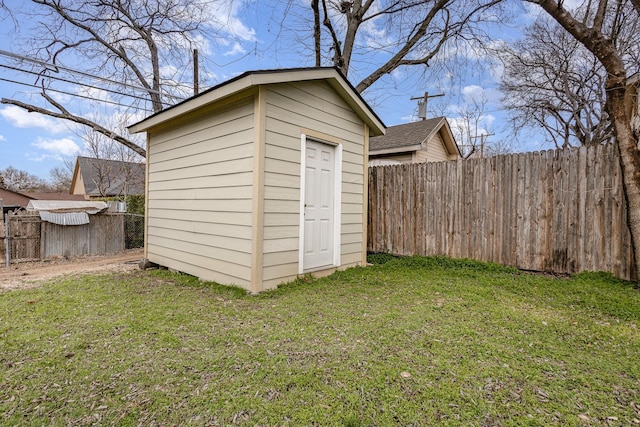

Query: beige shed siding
[[261, 81, 366, 288], [146, 96, 255, 288]]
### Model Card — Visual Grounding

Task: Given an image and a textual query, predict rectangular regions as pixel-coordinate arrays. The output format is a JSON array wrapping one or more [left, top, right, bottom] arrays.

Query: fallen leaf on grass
[[400, 371, 411, 378], [535, 387, 550, 401], [577, 414, 590, 422]]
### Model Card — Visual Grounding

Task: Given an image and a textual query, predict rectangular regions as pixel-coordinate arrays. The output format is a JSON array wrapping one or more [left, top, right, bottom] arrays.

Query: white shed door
[[303, 140, 335, 270]]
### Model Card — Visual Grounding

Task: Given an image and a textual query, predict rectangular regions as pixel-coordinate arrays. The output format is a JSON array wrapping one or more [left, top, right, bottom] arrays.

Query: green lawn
[[1, 256, 639, 426]]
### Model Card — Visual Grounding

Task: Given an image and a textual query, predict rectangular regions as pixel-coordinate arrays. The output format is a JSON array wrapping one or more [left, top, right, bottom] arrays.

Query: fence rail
[[368, 144, 636, 280], [1, 212, 144, 266]]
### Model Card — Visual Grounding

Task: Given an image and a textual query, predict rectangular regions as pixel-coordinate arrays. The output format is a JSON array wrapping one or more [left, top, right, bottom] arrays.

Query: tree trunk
[[609, 83, 640, 279], [312, 0, 321, 67], [525, 0, 640, 281]]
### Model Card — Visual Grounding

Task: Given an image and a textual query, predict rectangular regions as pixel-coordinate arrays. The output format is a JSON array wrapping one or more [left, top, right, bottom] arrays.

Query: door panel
[[303, 140, 335, 270]]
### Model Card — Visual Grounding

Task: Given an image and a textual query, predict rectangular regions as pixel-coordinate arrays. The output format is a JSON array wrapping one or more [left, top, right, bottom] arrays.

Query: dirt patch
[[0, 249, 144, 291]]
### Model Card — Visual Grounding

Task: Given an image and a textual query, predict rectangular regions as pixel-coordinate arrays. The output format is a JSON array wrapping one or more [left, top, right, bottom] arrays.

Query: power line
[[0, 49, 186, 101], [0, 76, 154, 112], [0, 63, 153, 103]]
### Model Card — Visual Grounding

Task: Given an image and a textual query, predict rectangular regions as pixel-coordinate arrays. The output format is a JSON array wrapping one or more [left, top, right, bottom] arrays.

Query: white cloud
[[206, 2, 256, 42], [31, 137, 81, 157], [0, 134, 6, 142], [0, 106, 68, 134], [459, 85, 502, 104], [224, 42, 247, 56], [462, 85, 485, 101]]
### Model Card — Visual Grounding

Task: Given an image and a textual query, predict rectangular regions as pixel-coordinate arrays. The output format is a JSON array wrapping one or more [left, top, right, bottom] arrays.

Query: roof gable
[[71, 157, 146, 197], [128, 67, 385, 136]]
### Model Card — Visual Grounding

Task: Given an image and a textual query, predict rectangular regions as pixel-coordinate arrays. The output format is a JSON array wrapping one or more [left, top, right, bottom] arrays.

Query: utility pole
[[193, 49, 199, 96], [470, 133, 495, 158], [410, 91, 444, 120]]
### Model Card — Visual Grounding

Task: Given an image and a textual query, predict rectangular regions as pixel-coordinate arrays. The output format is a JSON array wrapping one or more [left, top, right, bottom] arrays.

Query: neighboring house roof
[[369, 117, 461, 158], [0, 188, 33, 210], [21, 192, 86, 201], [70, 156, 146, 197], [129, 67, 385, 136]]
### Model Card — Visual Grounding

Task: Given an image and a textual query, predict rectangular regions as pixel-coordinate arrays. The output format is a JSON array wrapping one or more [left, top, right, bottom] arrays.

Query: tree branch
[[355, 0, 450, 92], [322, 0, 345, 72], [0, 98, 146, 157]]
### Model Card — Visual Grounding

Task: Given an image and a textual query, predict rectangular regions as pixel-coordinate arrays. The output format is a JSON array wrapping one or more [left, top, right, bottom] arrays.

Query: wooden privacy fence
[[1, 211, 144, 265], [368, 143, 636, 280]]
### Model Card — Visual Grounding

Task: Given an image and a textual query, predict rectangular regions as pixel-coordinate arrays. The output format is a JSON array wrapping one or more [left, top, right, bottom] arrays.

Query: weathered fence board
[[41, 214, 125, 258], [368, 144, 636, 280], [1, 212, 140, 265]]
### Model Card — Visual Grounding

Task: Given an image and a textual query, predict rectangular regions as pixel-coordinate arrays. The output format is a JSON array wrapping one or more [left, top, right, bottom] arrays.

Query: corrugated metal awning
[[39, 211, 90, 226], [27, 200, 108, 212]]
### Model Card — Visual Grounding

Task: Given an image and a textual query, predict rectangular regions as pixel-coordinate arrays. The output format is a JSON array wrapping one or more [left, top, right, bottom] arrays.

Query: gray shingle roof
[[369, 117, 445, 152], [77, 157, 145, 197]]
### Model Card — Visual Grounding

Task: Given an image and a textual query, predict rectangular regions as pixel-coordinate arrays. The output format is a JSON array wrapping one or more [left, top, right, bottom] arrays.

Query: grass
[[1, 255, 640, 426]]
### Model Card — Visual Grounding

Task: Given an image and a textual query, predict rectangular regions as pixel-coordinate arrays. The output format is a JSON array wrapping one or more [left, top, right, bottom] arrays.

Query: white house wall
[[146, 97, 255, 288], [261, 81, 367, 289]]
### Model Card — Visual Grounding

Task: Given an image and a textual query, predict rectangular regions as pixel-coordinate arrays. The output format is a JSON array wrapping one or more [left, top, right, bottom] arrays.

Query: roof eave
[[439, 119, 462, 157], [369, 144, 422, 156], [128, 68, 385, 136]]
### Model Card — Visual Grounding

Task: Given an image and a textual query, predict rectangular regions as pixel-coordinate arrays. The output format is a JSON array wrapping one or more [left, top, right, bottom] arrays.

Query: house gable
[[71, 156, 146, 198], [369, 117, 460, 164]]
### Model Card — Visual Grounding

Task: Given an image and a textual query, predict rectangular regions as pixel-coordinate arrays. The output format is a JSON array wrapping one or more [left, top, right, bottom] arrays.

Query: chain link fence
[[1, 212, 145, 266], [124, 214, 145, 249]]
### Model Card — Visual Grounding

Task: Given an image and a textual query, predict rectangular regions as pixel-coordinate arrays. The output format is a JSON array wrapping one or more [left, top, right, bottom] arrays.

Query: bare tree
[[301, 0, 504, 93], [0, 166, 50, 191], [525, 0, 640, 279], [48, 166, 72, 193], [500, 17, 614, 148], [76, 125, 145, 198], [443, 87, 511, 158], [1, 0, 237, 158]]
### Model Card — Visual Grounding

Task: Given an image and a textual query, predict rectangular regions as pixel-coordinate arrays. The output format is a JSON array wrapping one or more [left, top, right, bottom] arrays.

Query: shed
[[128, 67, 385, 293]]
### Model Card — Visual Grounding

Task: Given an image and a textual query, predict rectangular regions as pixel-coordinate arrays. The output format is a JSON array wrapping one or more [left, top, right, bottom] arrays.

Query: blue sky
[[0, 0, 550, 180]]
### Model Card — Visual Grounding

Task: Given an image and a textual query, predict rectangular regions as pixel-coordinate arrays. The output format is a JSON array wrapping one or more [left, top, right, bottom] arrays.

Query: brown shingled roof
[[21, 192, 86, 201], [0, 188, 33, 208], [370, 117, 444, 152]]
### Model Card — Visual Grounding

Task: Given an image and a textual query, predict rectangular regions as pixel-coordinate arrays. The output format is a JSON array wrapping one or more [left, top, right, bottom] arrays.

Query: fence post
[[4, 213, 10, 267], [40, 220, 46, 261]]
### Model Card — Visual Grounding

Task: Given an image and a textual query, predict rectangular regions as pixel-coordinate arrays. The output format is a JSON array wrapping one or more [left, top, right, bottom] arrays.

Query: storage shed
[[128, 67, 385, 293]]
